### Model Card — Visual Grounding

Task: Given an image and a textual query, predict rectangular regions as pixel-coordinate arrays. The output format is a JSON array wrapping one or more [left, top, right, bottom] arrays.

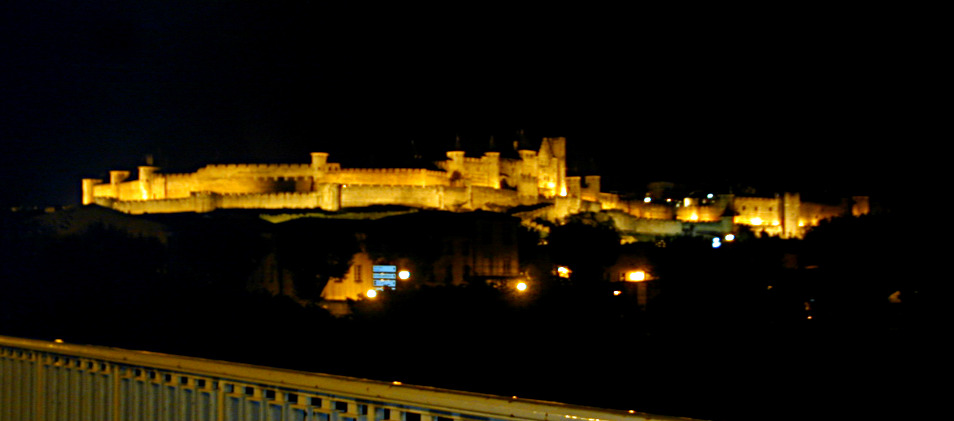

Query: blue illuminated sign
[[372, 265, 398, 289]]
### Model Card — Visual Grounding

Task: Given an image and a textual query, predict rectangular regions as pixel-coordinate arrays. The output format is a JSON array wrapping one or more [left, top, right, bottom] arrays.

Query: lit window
[[627, 271, 646, 282]]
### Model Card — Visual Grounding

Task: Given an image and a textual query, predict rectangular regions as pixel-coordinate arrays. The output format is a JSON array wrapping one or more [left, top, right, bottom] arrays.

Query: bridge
[[1, 335, 692, 421]]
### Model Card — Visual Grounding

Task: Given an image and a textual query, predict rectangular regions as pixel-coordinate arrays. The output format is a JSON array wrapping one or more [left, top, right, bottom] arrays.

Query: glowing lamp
[[643, 197, 651, 203], [724, 234, 735, 242], [366, 289, 377, 298], [750, 217, 763, 226], [690, 213, 699, 221], [627, 271, 646, 282], [516, 282, 528, 292], [398, 270, 410, 280], [712, 238, 722, 248], [613, 290, 622, 296], [557, 266, 571, 278]]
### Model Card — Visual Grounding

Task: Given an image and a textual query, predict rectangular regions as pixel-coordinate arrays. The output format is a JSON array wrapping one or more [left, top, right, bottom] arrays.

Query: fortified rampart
[[341, 185, 442, 209], [330, 168, 449, 187], [82, 137, 867, 238]]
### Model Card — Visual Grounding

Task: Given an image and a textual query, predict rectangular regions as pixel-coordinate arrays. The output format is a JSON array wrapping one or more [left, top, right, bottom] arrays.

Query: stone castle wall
[[195, 163, 314, 178], [82, 141, 866, 240], [799, 201, 849, 227], [340, 185, 443, 209], [97, 192, 326, 214], [606, 210, 685, 236], [733, 196, 783, 226], [219, 192, 323, 210], [98, 196, 204, 215], [675, 205, 724, 222], [163, 173, 198, 199], [329, 168, 448, 187], [471, 186, 520, 210]]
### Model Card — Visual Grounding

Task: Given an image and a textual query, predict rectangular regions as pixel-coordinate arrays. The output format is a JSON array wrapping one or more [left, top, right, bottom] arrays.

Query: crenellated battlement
[[196, 163, 315, 177], [80, 140, 866, 239], [83, 143, 568, 218], [337, 167, 446, 175], [163, 173, 195, 179]]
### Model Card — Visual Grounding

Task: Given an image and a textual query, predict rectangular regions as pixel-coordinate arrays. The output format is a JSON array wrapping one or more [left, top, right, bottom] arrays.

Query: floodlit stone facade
[[82, 136, 868, 239], [83, 137, 575, 217]]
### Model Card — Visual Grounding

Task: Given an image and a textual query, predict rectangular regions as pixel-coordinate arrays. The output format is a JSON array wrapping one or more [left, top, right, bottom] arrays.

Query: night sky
[[1, 2, 934, 207]]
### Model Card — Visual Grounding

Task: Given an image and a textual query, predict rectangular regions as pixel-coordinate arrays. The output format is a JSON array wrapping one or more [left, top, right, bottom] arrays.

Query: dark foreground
[[1, 210, 933, 420]]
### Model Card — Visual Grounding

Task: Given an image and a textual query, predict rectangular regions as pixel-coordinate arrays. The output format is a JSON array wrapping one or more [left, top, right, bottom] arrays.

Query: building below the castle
[[82, 137, 869, 239]]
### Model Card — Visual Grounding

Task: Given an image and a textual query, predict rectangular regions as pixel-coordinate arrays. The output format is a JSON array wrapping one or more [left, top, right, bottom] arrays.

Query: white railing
[[0, 335, 692, 421]]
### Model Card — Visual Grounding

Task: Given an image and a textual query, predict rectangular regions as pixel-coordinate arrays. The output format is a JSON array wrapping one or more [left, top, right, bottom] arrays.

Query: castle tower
[[110, 170, 130, 185], [582, 175, 601, 202], [311, 152, 329, 186], [781, 192, 801, 239], [546, 137, 568, 197], [81, 178, 101, 205], [446, 146, 466, 186], [310, 152, 329, 170], [517, 149, 538, 200], [138, 166, 159, 200], [483, 151, 501, 188]]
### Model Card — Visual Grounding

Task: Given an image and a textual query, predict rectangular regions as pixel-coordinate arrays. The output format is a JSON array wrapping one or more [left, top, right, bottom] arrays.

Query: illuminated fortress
[[82, 136, 868, 239]]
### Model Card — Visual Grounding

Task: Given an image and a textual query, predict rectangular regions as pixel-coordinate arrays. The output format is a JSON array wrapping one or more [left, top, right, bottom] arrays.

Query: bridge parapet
[[0, 335, 690, 421]]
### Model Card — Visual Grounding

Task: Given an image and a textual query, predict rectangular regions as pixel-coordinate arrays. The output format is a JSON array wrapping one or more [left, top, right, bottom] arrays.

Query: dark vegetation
[[0, 208, 929, 421]]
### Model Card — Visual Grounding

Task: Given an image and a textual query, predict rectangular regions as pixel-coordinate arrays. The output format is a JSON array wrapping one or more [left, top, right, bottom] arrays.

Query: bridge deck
[[1, 335, 693, 421]]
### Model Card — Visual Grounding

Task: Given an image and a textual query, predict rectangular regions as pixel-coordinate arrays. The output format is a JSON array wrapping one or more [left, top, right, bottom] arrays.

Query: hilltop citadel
[[82, 136, 869, 240]]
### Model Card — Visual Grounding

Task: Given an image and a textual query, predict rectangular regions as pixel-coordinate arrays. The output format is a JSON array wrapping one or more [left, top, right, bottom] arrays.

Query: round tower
[[81, 178, 101, 205], [517, 149, 538, 199], [311, 152, 329, 186], [310, 152, 329, 169], [483, 151, 500, 188], [110, 170, 130, 185], [446, 150, 465, 176], [138, 166, 159, 200]]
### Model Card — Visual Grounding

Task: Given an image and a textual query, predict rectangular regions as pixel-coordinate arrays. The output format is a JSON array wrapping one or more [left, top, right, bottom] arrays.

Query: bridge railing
[[1, 335, 691, 421]]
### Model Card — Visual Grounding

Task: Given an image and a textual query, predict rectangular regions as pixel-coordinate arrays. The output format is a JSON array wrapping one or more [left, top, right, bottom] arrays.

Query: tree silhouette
[[546, 212, 620, 284]]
